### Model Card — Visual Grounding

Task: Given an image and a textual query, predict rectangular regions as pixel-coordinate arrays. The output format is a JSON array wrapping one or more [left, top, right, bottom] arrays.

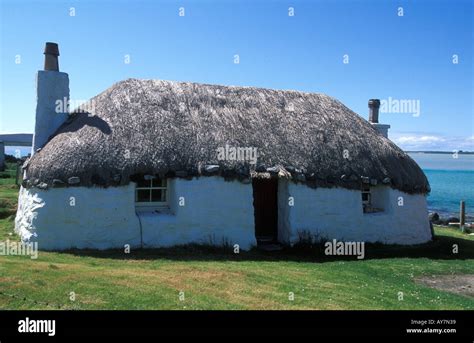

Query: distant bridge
[[0, 133, 33, 168]]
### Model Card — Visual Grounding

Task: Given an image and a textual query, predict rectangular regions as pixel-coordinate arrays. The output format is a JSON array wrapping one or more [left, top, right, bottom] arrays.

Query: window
[[361, 185, 371, 206], [362, 185, 384, 213], [133, 175, 168, 207]]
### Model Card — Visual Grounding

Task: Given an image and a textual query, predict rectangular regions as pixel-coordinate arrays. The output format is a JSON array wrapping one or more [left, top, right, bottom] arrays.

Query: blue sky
[[0, 0, 472, 152]]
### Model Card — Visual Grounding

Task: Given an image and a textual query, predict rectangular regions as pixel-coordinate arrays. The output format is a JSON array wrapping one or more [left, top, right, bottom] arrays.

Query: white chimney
[[368, 99, 390, 138], [32, 42, 69, 154]]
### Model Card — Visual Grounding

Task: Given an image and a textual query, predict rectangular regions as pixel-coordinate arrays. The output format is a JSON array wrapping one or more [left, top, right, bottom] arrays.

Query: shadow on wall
[[58, 233, 474, 263]]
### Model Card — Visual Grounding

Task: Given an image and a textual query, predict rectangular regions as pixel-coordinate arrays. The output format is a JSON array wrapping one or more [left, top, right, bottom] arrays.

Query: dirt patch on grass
[[415, 274, 474, 298], [105, 265, 248, 292]]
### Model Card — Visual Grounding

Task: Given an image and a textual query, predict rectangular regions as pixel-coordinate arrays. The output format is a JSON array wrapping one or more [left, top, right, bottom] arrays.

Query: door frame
[[252, 178, 279, 243]]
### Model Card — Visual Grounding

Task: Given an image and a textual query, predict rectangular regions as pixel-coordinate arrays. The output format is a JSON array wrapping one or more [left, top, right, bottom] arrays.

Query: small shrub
[[208, 235, 233, 250], [293, 230, 328, 253]]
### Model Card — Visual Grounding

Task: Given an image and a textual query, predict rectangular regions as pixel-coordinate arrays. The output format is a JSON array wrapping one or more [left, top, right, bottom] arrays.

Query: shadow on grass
[[62, 233, 474, 263]]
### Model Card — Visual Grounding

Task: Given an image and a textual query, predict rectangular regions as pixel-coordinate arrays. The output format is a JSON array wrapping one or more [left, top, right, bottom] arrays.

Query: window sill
[[363, 206, 384, 214], [136, 206, 173, 215], [135, 208, 177, 223]]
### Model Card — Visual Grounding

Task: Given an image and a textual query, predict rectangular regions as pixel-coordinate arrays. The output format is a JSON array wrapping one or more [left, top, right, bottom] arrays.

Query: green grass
[[0, 162, 19, 185], [0, 162, 20, 238], [0, 179, 473, 310]]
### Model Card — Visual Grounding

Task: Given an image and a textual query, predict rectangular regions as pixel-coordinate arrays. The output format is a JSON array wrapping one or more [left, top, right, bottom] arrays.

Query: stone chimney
[[32, 42, 69, 154], [368, 99, 390, 138]]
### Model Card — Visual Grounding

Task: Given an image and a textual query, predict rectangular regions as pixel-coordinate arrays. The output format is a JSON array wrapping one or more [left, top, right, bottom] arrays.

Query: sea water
[[408, 153, 474, 218]]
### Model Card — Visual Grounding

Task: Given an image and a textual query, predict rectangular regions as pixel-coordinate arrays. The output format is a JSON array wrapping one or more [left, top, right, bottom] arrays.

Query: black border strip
[[0, 310, 472, 338]]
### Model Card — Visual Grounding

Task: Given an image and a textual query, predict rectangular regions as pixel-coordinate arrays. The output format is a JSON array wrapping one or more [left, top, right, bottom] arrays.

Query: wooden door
[[252, 178, 278, 242]]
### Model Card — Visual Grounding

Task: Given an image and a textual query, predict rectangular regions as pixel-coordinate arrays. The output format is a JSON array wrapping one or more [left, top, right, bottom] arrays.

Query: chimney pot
[[368, 99, 390, 138], [368, 98, 380, 123], [44, 42, 60, 71]]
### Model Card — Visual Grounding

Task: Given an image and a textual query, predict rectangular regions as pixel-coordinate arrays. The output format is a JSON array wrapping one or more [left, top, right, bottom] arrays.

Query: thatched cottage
[[15, 43, 432, 250]]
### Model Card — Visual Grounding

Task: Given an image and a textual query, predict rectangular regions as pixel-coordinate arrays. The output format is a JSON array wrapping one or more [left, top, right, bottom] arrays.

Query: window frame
[[361, 185, 371, 206], [361, 185, 385, 214], [134, 177, 169, 208]]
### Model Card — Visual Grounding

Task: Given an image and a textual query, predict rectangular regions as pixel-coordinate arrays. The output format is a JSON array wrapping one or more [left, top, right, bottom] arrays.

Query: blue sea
[[408, 153, 474, 218]]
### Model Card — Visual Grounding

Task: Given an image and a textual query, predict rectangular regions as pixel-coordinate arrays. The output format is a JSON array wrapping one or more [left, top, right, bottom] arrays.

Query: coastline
[[407, 152, 473, 223]]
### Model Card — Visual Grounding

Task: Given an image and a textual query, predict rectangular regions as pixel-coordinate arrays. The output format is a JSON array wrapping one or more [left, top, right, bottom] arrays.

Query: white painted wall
[[137, 177, 257, 250], [14, 177, 431, 251], [15, 177, 257, 251], [32, 70, 69, 153], [277, 179, 291, 244], [285, 182, 432, 245], [15, 185, 141, 250]]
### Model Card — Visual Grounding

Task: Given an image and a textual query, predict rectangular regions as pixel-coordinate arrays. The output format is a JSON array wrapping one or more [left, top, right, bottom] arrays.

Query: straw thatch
[[24, 78, 429, 194]]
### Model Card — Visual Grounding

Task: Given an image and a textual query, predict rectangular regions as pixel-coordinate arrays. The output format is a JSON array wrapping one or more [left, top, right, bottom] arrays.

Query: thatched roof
[[24, 78, 429, 194]]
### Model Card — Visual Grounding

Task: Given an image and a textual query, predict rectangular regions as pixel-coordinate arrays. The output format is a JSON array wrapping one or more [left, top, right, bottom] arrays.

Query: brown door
[[252, 178, 278, 242]]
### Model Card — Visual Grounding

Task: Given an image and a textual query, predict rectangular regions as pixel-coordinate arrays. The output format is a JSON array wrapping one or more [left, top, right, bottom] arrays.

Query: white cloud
[[395, 135, 445, 144], [391, 132, 474, 151]]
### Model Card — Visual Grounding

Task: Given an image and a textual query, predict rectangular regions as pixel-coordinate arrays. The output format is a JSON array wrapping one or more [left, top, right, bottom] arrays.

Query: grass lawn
[[0, 162, 18, 236], [0, 176, 473, 310]]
